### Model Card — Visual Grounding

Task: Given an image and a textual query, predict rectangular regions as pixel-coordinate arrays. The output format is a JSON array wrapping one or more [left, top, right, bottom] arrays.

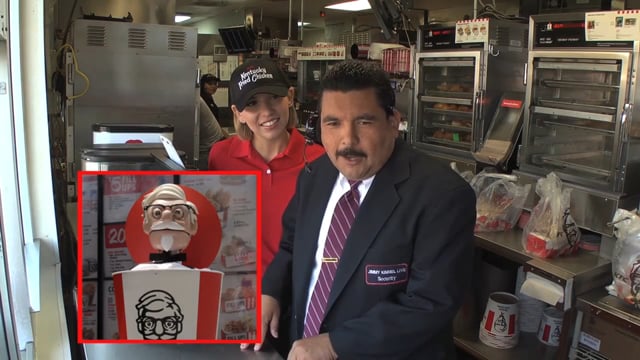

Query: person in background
[[197, 96, 227, 170], [208, 59, 324, 274], [254, 60, 476, 359], [200, 73, 220, 119]]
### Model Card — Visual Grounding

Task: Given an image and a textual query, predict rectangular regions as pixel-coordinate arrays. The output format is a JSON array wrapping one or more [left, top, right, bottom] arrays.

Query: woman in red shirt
[[208, 59, 324, 273]]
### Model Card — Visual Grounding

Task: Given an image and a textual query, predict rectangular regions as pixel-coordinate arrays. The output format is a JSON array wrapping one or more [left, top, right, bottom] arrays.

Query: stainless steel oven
[[412, 19, 528, 173], [516, 12, 640, 235]]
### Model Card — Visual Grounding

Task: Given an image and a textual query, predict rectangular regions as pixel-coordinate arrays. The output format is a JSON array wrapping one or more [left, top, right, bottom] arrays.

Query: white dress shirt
[[304, 173, 375, 316]]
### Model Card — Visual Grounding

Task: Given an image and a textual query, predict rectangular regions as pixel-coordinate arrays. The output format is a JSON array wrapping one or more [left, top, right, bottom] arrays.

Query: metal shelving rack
[[456, 230, 612, 359]]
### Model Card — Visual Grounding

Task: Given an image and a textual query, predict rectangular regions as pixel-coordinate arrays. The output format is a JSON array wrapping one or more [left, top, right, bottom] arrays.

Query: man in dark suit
[[255, 60, 476, 359]]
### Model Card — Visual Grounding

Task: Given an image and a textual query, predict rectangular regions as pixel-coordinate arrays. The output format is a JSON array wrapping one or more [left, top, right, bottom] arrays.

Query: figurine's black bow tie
[[149, 251, 186, 263]]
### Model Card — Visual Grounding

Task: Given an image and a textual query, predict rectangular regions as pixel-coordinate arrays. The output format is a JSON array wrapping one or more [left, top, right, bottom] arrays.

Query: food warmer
[[412, 19, 528, 173], [515, 12, 640, 235]]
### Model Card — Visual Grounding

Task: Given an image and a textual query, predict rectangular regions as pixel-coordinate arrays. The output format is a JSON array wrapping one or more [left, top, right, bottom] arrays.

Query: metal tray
[[543, 119, 615, 134], [423, 136, 472, 149], [424, 108, 473, 117], [425, 90, 474, 99], [539, 151, 612, 177], [542, 79, 620, 91], [430, 122, 473, 132], [538, 98, 617, 115]]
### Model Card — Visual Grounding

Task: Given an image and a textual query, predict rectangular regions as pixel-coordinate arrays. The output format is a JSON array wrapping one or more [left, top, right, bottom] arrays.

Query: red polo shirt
[[208, 129, 325, 273]]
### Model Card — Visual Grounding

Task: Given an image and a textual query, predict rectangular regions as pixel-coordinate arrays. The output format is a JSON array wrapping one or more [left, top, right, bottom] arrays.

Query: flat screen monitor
[[218, 25, 256, 54]]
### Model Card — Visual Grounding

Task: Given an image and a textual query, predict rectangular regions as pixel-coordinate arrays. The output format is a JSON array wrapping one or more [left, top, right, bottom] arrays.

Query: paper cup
[[516, 266, 546, 333], [537, 306, 564, 346], [478, 292, 519, 349]]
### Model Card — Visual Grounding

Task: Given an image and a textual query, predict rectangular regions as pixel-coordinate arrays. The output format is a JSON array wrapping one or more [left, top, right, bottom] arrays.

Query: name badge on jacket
[[365, 263, 409, 285]]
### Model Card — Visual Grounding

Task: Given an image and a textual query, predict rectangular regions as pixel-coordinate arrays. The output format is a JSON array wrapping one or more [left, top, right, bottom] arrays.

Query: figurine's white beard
[[160, 234, 174, 252]]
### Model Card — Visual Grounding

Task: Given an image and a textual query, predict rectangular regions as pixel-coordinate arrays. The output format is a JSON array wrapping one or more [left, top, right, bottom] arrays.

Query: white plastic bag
[[522, 172, 581, 258], [610, 209, 640, 309], [470, 171, 530, 232]]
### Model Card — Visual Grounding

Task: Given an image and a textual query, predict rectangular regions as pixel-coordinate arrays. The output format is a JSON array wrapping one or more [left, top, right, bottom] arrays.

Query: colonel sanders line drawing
[[136, 289, 184, 340]]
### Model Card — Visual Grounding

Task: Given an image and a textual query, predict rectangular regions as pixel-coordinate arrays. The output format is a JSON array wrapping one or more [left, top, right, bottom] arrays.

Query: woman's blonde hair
[[233, 106, 298, 140]]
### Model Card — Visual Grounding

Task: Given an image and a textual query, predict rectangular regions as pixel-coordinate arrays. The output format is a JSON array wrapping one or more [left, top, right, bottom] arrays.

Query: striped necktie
[[303, 180, 362, 338]]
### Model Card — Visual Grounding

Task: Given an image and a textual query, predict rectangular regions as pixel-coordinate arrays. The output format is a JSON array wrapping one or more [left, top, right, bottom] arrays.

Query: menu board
[[586, 10, 640, 41], [82, 280, 99, 340], [179, 175, 258, 273], [102, 280, 119, 340], [455, 18, 489, 44], [82, 175, 99, 279]]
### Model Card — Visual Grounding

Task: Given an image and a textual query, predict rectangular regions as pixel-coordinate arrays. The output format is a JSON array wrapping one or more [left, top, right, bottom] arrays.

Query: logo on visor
[[237, 66, 274, 90]]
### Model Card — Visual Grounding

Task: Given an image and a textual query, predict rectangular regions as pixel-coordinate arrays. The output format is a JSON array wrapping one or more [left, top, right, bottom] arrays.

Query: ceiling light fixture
[[175, 15, 192, 23], [298, 22, 311, 26], [325, 0, 371, 11]]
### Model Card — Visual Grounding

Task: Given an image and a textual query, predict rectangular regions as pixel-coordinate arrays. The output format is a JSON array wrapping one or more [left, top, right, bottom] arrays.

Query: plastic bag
[[522, 172, 581, 258], [610, 209, 640, 309], [470, 170, 531, 232]]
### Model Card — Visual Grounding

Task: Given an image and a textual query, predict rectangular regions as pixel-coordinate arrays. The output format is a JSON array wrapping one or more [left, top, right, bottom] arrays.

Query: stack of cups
[[478, 292, 520, 349], [537, 306, 564, 346], [516, 267, 546, 333]]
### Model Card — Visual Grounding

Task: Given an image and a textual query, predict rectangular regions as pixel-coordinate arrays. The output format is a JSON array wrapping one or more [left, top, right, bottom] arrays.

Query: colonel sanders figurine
[[141, 183, 198, 264]]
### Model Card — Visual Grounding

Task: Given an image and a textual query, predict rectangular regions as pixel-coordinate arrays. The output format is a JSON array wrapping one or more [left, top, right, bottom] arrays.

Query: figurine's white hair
[[142, 183, 198, 225]]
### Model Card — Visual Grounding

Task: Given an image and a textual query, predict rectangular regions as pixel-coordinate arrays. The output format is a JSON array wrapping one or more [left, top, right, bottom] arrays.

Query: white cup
[[478, 292, 519, 349], [537, 306, 564, 346]]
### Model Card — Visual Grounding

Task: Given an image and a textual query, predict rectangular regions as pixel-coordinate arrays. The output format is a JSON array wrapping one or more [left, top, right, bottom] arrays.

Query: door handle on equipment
[[473, 90, 484, 151]]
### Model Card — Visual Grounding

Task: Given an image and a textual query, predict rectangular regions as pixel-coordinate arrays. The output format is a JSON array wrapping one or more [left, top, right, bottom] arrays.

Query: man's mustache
[[336, 148, 366, 158], [150, 221, 185, 232]]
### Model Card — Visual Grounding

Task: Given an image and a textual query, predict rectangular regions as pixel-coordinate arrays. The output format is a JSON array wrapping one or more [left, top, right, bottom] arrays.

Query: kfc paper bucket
[[478, 292, 519, 349], [113, 268, 223, 340], [537, 306, 564, 346]]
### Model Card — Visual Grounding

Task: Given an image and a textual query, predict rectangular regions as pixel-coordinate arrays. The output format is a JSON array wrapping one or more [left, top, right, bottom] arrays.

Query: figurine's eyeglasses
[[139, 316, 180, 334], [144, 204, 194, 220]]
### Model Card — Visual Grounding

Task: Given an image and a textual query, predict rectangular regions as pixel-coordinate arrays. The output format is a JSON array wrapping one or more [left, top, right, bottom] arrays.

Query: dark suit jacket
[[262, 140, 476, 359]]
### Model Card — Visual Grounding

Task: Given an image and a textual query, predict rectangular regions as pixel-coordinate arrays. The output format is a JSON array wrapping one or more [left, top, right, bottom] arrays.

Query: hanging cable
[[56, 44, 90, 100]]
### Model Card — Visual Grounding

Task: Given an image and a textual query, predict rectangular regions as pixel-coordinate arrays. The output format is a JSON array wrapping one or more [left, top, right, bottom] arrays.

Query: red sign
[[104, 223, 127, 249], [104, 176, 139, 196], [501, 99, 522, 109]]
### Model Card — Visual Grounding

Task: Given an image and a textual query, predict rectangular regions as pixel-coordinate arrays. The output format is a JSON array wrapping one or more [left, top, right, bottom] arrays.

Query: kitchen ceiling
[[175, 0, 354, 27]]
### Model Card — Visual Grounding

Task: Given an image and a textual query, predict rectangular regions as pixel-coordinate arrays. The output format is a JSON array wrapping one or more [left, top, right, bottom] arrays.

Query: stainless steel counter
[[84, 344, 283, 360], [576, 289, 640, 330], [474, 229, 612, 300], [456, 229, 614, 359]]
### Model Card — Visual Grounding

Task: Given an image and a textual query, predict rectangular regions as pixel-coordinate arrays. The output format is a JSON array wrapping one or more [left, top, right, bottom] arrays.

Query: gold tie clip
[[322, 257, 339, 263]]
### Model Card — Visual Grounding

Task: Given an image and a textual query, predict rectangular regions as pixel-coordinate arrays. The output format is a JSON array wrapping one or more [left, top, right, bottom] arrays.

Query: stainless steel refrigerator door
[[520, 50, 633, 192]]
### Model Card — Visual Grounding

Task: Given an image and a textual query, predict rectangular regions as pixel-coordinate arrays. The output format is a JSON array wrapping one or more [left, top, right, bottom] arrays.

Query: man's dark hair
[[320, 60, 395, 116]]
